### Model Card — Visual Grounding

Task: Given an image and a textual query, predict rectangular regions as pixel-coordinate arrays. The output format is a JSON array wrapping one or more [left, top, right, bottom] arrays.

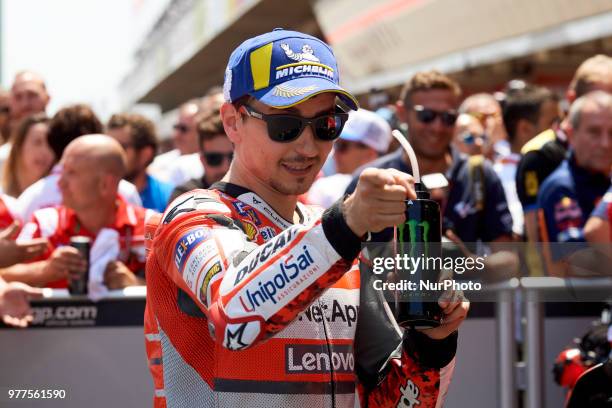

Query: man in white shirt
[[148, 100, 205, 186]]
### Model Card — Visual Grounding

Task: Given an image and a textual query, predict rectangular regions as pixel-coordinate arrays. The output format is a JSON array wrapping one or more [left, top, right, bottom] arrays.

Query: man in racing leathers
[[144, 29, 469, 408]]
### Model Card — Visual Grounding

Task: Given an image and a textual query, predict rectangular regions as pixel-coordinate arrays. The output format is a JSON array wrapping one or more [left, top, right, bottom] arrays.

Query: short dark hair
[[48, 104, 103, 159], [197, 108, 226, 148], [107, 113, 157, 151], [502, 86, 556, 141], [400, 70, 462, 106]]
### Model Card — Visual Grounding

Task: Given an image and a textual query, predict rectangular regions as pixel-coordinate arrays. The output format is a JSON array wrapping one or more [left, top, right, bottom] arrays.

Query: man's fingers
[[360, 168, 396, 187], [370, 200, 407, 216], [441, 301, 469, 324], [21, 238, 49, 252], [379, 184, 410, 200], [369, 214, 407, 233], [386, 169, 416, 199], [23, 286, 44, 299]]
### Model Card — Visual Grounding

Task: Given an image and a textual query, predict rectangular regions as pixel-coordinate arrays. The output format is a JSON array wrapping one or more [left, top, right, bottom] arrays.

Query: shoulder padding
[[162, 189, 230, 224], [521, 129, 556, 155]]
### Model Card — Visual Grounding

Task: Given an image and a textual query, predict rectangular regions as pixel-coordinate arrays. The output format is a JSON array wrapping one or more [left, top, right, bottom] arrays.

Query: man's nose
[[294, 126, 319, 157]]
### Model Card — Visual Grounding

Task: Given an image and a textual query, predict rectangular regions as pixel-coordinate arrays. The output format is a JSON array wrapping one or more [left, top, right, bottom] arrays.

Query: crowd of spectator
[[0, 52, 611, 327]]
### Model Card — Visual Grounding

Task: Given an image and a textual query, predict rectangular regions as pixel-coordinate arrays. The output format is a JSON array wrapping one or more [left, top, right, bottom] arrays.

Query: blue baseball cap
[[223, 28, 358, 110]]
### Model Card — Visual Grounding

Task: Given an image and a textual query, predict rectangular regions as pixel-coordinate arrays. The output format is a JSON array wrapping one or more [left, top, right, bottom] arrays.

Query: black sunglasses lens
[[441, 112, 458, 126], [267, 117, 303, 142], [416, 108, 436, 124], [314, 114, 346, 141], [205, 153, 223, 166]]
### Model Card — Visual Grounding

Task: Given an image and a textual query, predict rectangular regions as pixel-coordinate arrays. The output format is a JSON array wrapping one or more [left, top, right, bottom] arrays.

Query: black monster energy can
[[69, 236, 91, 295], [394, 183, 442, 328]]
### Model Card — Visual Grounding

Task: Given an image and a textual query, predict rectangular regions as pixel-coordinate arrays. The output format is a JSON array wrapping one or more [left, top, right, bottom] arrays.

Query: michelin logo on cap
[[223, 28, 358, 110]]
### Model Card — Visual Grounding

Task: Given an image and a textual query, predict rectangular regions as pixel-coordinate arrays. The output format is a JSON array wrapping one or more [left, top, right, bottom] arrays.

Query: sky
[[1, 0, 170, 120]]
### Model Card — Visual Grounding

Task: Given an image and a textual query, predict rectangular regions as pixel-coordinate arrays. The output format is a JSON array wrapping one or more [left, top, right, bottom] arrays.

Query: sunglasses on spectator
[[203, 152, 233, 166], [461, 132, 488, 145], [0, 106, 9, 114], [411, 105, 458, 127], [173, 123, 191, 133], [334, 140, 368, 153], [241, 105, 349, 143]]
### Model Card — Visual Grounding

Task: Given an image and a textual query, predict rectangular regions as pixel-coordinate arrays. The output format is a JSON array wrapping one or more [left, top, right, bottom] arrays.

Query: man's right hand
[[40, 246, 87, 284], [0, 222, 49, 268], [343, 168, 416, 237]]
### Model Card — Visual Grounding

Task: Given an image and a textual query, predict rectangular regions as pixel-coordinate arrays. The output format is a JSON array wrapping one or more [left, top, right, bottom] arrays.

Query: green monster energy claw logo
[[398, 220, 430, 257]]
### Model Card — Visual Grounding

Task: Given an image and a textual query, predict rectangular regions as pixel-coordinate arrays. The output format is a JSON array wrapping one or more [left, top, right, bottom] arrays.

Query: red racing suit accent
[[18, 196, 152, 288], [0, 194, 20, 231], [145, 182, 457, 408]]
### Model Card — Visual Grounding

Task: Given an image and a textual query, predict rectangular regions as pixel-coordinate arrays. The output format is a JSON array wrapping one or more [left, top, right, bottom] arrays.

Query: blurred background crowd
[[0, 0, 611, 402]]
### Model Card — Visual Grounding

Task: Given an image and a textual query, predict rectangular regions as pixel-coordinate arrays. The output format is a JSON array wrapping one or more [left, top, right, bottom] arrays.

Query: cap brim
[[252, 77, 359, 110], [339, 131, 362, 142]]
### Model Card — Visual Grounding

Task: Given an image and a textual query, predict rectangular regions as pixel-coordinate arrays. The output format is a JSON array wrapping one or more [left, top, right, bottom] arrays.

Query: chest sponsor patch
[[285, 344, 354, 374], [298, 299, 359, 328]]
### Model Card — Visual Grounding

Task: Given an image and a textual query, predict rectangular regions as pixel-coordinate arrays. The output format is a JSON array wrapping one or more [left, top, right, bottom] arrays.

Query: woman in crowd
[[1, 113, 54, 197]]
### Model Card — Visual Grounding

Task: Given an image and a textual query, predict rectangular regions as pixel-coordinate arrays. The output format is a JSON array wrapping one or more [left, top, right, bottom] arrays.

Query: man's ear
[[98, 173, 114, 196], [395, 99, 408, 123], [221, 102, 242, 144], [566, 89, 576, 105]]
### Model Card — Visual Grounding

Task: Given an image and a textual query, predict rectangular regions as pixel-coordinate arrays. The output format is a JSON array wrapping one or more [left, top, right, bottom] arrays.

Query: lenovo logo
[[285, 344, 354, 374]]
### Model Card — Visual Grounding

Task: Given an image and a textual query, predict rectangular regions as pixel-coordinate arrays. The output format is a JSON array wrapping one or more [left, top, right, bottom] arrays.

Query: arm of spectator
[[584, 195, 611, 261], [103, 261, 144, 290], [0, 246, 86, 287], [516, 152, 545, 245], [0, 222, 49, 268], [481, 163, 514, 242], [0, 277, 43, 327]]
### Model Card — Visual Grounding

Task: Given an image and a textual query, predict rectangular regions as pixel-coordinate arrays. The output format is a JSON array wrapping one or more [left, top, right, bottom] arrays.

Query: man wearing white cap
[[308, 108, 391, 207]]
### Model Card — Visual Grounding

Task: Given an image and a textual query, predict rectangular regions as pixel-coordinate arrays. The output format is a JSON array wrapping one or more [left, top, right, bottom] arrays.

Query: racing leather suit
[[144, 182, 457, 408]]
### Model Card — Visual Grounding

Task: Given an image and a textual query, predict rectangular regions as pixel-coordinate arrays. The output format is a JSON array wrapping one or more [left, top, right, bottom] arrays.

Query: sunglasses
[[203, 151, 233, 166], [411, 105, 458, 127], [241, 105, 349, 143], [461, 132, 488, 145], [173, 123, 191, 133]]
